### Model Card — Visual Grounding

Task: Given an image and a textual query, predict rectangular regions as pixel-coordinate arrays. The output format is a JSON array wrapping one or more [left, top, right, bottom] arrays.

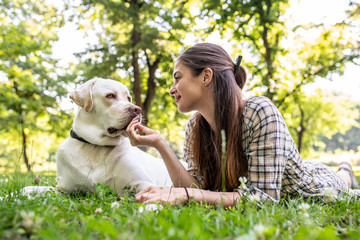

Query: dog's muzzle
[[107, 106, 142, 134]]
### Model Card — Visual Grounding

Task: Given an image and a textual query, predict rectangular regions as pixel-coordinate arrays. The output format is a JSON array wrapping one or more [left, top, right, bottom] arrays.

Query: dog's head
[[70, 77, 141, 145]]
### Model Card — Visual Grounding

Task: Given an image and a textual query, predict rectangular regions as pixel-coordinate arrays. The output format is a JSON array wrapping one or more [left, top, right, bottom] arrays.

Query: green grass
[[1, 173, 360, 240]]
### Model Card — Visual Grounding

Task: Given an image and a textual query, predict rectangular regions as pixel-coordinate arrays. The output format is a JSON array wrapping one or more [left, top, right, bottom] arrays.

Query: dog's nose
[[129, 106, 142, 115]]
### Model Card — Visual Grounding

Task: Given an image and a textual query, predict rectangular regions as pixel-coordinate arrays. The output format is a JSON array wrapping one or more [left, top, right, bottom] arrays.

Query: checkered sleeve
[[237, 98, 288, 202]]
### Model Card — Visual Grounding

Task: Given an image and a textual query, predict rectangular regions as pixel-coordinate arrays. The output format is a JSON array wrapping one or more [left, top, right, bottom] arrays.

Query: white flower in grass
[[145, 204, 163, 212], [138, 206, 145, 213], [94, 208, 103, 214], [248, 194, 261, 203], [253, 223, 267, 237], [20, 210, 34, 218], [20, 210, 35, 228], [111, 202, 120, 209], [322, 188, 338, 203], [298, 203, 310, 211], [138, 204, 163, 213], [238, 177, 248, 190], [55, 176, 62, 184]]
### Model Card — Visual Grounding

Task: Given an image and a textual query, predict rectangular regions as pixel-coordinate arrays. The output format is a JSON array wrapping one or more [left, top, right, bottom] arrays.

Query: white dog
[[0, 77, 179, 201], [54, 77, 180, 195]]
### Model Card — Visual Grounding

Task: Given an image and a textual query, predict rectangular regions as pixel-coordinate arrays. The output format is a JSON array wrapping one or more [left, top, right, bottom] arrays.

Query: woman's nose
[[169, 85, 176, 95]]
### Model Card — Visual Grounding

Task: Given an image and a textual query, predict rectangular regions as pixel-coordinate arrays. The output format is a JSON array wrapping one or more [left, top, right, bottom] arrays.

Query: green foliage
[[0, 0, 74, 171], [202, 0, 290, 101], [202, 0, 359, 156], [202, 0, 357, 108], [73, 1, 192, 96], [283, 89, 358, 158], [320, 104, 360, 152], [0, 0, 359, 170], [1, 173, 360, 239], [67, 0, 196, 151], [275, 22, 357, 111]]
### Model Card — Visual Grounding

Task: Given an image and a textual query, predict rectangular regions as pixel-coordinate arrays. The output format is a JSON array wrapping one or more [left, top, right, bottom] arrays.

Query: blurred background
[[0, 0, 359, 174]]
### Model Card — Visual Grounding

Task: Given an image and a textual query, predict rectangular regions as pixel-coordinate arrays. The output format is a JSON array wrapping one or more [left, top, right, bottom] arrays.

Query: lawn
[[0, 172, 360, 240]]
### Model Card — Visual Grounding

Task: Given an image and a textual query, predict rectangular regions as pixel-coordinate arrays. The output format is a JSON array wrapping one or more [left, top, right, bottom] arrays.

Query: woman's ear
[[202, 68, 213, 87]]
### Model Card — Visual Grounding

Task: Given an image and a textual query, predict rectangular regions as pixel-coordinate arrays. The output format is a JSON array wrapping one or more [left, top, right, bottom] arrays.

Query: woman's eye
[[106, 94, 116, 99]]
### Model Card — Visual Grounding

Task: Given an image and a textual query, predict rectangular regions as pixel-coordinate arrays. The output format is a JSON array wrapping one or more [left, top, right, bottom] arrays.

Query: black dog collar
[[70, 130, 91, 144], [70, 129, 115, 147]]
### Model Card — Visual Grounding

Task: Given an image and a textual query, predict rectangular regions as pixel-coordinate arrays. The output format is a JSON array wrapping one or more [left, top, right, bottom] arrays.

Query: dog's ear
[[69, 79, 97, 112]]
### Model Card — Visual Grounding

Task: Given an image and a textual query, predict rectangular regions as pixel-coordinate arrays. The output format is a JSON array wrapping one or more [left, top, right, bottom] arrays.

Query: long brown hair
[[177, 43, 248, 191]]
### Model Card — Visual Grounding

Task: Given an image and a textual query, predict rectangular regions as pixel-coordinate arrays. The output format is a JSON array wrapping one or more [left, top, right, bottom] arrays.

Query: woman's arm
[[156, 138, 200, 187], [135, 186, 241, 207], [126, 117, 200, 188]]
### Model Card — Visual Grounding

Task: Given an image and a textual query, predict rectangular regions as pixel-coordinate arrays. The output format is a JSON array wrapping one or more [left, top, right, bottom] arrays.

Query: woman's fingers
[[135, 186, 153, 198], [135, 186, 187, 205], [126, 118, 137, 135], [135, 124, 148, 135], [126, 117, 143, 145], [135, 186, 162, 203]]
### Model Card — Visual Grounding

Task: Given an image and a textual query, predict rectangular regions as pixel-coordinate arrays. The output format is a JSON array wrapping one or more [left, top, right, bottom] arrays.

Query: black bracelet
[[183, 187, 190, 202]]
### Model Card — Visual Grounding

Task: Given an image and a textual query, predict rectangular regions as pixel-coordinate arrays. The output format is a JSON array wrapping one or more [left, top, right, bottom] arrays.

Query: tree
[[283, 89, 357, 157], [0, 0, 73, 171], [202, 0, 290, 103], [202, 0, 359, 155], [344, 1, 360, 65], [202, 0, 358, 106], [71, 0, 195, 128], [320, 104, 360, 152]]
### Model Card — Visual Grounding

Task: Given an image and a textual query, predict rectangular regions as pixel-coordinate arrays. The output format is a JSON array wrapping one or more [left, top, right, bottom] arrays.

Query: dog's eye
[[106, 94, 116, 99], [127, 96, 131, 102]]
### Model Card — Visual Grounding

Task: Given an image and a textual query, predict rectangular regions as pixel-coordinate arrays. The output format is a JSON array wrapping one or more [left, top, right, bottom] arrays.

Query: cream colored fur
[[56, 77, 175, 195]]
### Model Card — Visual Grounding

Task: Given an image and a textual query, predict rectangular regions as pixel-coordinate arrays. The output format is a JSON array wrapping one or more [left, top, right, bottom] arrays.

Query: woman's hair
[[177, 43, 248, 191]]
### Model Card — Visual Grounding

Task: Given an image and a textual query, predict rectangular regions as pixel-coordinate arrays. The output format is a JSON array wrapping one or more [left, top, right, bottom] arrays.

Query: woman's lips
[[175, 96, 181, 103]]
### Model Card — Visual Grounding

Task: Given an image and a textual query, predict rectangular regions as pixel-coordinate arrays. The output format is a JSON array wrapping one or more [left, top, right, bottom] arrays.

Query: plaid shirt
[[184, 96, 348, 202]]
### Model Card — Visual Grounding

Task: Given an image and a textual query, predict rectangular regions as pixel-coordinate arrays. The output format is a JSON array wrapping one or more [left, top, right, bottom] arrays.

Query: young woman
[[126, 43, 359, 207]]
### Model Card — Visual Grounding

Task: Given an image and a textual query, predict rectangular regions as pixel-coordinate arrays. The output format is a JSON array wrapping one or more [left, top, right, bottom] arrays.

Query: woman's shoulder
[[243, 96, 282, 126], [245, 96, 275, 109]]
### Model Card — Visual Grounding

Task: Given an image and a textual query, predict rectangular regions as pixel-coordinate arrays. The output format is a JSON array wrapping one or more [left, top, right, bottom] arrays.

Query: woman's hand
[[135, 186, 189, 205], [136, 186, 242, 207], [126, 116, 163, 148]]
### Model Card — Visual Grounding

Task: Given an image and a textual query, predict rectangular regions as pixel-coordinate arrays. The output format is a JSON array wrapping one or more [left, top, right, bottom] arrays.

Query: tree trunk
[[297, 107, 305, 153], [259, 1, 275, 102], [142, 53, 161, 126], [130, 0, 142, 110], [129, 1, 161, 128], [131, 30, 142, 109], [22, 128, 31, 172]]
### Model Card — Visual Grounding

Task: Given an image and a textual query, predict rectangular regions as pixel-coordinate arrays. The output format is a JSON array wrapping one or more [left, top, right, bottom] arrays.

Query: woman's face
[[170, 62, 207, 113]]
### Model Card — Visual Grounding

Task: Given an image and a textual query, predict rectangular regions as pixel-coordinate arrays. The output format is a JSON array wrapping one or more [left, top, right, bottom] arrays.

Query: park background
[[1, 0, 359, 174], [1, 0, 360, 239]]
